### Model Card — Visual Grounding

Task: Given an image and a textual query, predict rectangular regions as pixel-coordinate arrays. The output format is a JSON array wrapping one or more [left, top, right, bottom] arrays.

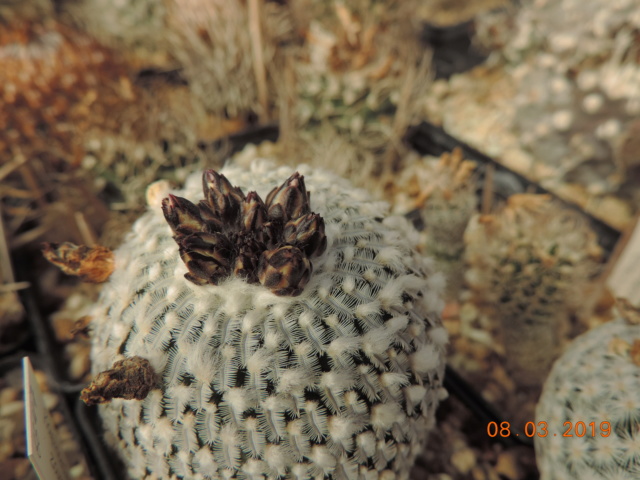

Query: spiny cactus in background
[[76, 159, 447, 479], [535, 301, 640, 480], [419, 149, 477, 299], [281, 0, 430, 185], [387, 148, 477, 300], [59, 0, 170, 67], [62, 0, 293, 118], [165, 0, 293, 118], [463, 194, 602, 387]]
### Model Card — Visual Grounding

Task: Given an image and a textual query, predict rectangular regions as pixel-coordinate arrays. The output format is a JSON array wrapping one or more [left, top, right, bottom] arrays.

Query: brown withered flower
[[161, 170, 327, 296], [42, 242, 115, 283], [80, 356, 157, 406]]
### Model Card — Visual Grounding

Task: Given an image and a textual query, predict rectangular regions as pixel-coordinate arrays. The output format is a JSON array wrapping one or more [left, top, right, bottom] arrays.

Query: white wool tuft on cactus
[[74, 159, 447, 479], [535, 303, 640, 480]]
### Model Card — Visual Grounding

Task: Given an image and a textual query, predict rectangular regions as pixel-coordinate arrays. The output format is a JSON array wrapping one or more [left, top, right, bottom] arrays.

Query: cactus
[[463, 194, 601, 386], [281, 0, 429, 184], [418, 149, 477, 299], [84, 159, 448, 479], [63, 0, 293, 117], [535, 304, 640, 480]]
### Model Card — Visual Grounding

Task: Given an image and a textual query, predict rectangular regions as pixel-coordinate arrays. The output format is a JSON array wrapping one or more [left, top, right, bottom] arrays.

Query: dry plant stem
[[0, 282, 30, 293], [42, 242, 115, 283], [248, 0, 269, 121], [18, 164, 46, 210], [74, 212, 97, 247], [617, 297, 640, 325], [81, 356, 157, 406], [0, 202, 15, 284], [0, 155, 28, 183], [278, 54, 297, 150], [385, 55, 431, 172], [482, 163, 495, 215], [10, 224, 51, 249], [600, 213, 640, 284]]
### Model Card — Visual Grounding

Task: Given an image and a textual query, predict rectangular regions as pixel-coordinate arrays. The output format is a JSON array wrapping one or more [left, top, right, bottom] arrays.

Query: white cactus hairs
[[536, 315, 640, 480], [89, 157, 447, 479]]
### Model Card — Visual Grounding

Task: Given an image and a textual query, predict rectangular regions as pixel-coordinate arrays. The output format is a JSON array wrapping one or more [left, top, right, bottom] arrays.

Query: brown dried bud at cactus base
[[42, 242, 114, 283], [80, 356, 156, 406], [162, 170, 326, 296]]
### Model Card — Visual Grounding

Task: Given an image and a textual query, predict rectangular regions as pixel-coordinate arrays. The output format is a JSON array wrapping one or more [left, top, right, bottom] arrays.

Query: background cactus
[[62, 0, 293, 118], [280, 0, 430, 186], [463, 194, 602, 388], [535, 305, 640, 480], [86, 159, 448, 479], [417, 149, 477, 300]]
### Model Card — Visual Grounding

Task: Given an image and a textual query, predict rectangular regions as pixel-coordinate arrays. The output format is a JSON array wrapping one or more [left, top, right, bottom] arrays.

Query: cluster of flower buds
[[161, 170, 327, 296]]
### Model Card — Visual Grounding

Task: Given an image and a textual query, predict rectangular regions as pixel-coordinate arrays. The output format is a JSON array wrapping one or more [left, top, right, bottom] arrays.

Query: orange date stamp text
[[486, 421, 611, 438]]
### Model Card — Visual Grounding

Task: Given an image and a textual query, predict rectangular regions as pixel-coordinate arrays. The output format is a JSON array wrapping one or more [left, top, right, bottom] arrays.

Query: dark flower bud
[[203, 170, 245, 225], [180, 232, 233, 267], [282, 213, 327, 257], [258, 246, 311, 296], [180, 248, 231, 285], [198, 200, 225, 233], [265, 172, 310, 221], [162, 194, 204, 236], [163, 169, 326, 296], [242, 191, 268, 237]]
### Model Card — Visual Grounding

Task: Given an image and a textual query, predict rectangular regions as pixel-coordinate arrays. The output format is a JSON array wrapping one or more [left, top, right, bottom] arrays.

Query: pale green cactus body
[[89, 160, 447, 479], [536, 316, 640, 480]]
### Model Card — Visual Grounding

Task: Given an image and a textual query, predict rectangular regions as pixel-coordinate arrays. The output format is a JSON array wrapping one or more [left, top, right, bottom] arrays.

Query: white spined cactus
[[85, 159, 448, 479], [535, 306, 640, 480]]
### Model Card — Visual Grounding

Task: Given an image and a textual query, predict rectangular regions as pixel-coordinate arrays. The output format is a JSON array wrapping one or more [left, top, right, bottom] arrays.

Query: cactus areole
[[87, 160, 448, 480]]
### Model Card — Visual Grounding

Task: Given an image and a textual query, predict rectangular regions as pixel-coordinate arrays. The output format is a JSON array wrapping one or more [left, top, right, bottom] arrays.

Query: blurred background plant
[[536, 301, 640, 480], [463, 194, 603, 394], [278, 0, 432, 187]]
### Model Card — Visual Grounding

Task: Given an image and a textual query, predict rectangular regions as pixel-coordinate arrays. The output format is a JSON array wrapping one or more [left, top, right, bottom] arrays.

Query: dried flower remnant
[[162, 170, 327, 296], [80, 356, 157, 406], [464, 194, 602, 386], [42, 242, 114, 283]]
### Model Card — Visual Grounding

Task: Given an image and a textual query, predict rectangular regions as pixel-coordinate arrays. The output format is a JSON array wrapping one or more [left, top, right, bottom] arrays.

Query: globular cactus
[[463, 194, 601, 387], [535, 303, 640, 480], [82, 159, 448, 479], [282, 1, 429, 184]]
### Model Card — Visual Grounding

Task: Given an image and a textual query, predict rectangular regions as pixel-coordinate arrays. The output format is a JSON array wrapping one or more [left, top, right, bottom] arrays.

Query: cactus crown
[[161, 170, 327, 296]]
